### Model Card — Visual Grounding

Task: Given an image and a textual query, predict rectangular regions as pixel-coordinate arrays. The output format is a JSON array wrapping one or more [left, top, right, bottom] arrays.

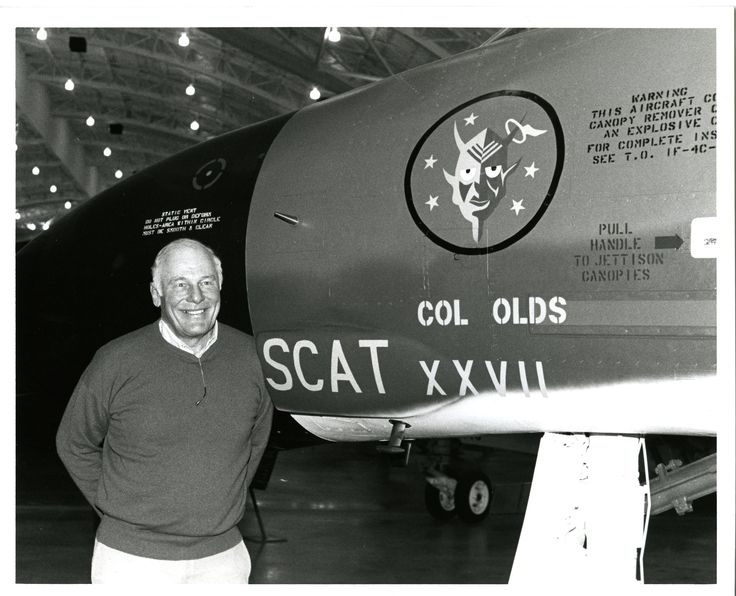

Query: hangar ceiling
[[15, 26, 521, 244]]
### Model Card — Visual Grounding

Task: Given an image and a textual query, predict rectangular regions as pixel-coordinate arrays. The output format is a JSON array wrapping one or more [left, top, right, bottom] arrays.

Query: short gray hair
[[151, 238, 223, 293]]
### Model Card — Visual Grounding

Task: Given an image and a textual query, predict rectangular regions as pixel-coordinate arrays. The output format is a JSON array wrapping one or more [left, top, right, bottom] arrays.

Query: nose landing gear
[[455, 473, 493, 522], [425, 470, 493, 523]]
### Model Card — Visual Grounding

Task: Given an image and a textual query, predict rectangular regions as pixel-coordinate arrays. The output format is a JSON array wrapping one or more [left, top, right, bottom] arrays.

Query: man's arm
[[56, 364, 110, 515], [244, 385, 274, 490]]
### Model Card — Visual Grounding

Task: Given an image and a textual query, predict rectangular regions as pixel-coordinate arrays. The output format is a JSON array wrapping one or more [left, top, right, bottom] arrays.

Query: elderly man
[[56, 238, 273, 584]]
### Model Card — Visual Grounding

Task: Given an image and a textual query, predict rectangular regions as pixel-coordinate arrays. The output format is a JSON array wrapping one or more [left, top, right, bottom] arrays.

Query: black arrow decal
[[655, 234, 684, 250]]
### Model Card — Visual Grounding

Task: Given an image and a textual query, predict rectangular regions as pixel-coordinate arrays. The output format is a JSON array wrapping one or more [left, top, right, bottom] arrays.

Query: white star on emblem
[[426, 195, 439, 211], [510, 199, 525, 215], [424, 155, 437, 169], [524, 162, 539, 178], [464, 113, 478, 126]]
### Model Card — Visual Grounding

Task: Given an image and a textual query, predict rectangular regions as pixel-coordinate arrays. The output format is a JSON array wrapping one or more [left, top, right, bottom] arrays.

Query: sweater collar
[[158, 319, 219, 358]]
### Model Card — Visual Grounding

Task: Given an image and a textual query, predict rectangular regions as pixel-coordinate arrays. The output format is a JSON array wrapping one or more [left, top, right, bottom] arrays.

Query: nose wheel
[[425, 481, 457, 520], [455, 472, 493, 522], [424, 471, 493, 523]]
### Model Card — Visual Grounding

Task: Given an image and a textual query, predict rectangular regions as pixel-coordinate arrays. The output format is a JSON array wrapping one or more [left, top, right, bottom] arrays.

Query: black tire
[[424, 482, 456, 520], [455, 472, 493, 523]]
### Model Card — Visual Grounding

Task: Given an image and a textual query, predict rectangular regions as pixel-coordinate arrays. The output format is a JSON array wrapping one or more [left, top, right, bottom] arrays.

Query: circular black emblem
[[405, 91, 564, 255]]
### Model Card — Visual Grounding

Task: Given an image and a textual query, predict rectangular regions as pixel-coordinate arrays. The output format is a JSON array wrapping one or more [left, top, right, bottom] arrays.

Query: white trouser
[[91, 539, 251, 584]]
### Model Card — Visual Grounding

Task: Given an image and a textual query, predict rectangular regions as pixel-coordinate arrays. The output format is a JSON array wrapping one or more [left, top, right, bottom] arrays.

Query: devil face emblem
[[405, 91, 564, 255], [443, 124, 520, 242]]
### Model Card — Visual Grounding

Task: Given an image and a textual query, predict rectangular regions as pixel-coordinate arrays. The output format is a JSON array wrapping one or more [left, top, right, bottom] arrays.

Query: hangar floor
[[17, 438, 716, 584]]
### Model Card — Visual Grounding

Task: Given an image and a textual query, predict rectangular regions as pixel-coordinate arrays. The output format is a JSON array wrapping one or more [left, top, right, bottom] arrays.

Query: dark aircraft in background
[[17, 28, 721, 584]]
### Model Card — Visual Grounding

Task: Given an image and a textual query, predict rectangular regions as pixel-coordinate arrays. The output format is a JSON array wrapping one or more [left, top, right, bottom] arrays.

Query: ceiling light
[[186, 83, 196, 96], [49, 184, 57, 193], [36, 28, 48, 41], [327, 27, 341, 43], [115, 169, 123, 179], [26, 223, 37, 231], [42, 221, 51, 231], [86, 115, 95, 127], [64, 78, 75, 91], [64, 201, 72, 209], [15, 212, 21, 220], [178, 32, 190, 47], [103, 146, 112, 157], [32, 166, 40, 176], [190, 120, 200, 131], [309, 87, 321, 101]]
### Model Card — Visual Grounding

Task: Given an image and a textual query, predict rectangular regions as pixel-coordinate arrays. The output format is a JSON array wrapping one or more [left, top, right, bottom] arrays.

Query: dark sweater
[[56, 322, 273, 560]]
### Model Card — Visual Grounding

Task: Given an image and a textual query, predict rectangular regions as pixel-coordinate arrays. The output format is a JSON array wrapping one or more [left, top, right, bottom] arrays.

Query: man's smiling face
[[150, 243, 221, 348]]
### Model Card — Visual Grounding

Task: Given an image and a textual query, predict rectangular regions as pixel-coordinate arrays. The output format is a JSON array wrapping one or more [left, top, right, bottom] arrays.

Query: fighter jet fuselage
[[17, 28, 718, 446]]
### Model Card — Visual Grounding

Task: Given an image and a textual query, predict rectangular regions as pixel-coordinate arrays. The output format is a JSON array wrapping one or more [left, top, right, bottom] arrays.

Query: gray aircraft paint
[[246, 29, 716, 434]]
